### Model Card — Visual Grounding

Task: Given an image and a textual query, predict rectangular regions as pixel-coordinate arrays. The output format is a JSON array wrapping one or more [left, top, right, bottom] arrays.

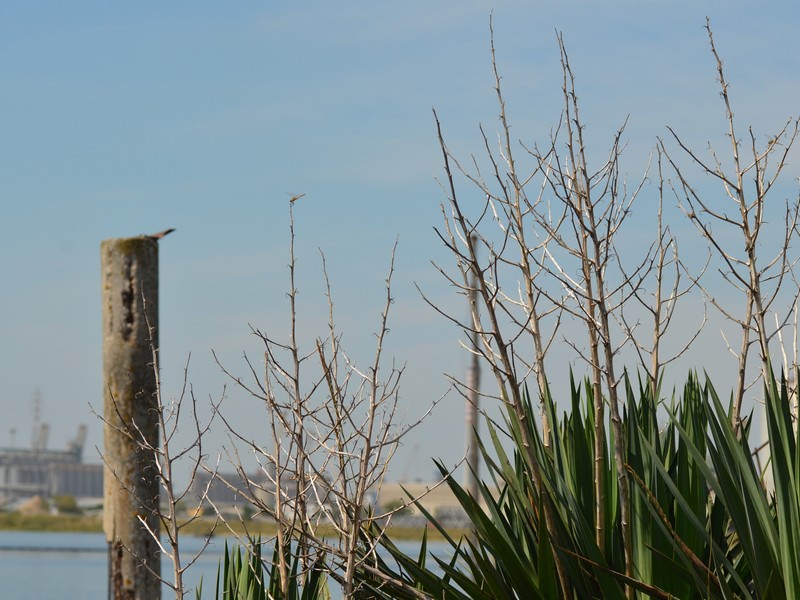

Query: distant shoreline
[[0, 512, 459, 541], [0, 513, 102, 533]]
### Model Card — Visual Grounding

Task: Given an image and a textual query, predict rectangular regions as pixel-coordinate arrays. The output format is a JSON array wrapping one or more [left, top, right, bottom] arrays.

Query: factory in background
[[0, 423, 103, 505]]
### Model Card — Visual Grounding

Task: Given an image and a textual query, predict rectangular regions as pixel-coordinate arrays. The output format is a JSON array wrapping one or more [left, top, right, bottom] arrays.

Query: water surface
[[0, 530, 443, 599]]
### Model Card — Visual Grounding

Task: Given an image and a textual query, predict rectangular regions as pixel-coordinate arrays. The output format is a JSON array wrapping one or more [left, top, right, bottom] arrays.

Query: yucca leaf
[[765, 370, 800, 598]]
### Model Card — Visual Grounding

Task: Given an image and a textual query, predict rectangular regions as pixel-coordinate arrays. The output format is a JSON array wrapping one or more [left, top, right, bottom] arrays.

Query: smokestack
[[36, 423, 49, 451]]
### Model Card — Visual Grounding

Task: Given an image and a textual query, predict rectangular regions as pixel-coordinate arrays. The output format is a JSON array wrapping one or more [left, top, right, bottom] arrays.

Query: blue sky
[[1, 2, 798, 482]]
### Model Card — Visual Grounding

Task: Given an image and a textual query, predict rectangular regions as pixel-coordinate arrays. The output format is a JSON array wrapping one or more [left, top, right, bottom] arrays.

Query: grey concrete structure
[[0, 424, 102, 504]]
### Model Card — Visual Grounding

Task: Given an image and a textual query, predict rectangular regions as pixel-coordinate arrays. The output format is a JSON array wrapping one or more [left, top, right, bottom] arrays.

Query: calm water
[[0, 531, 441, 599], [0, 531, 224, 599]]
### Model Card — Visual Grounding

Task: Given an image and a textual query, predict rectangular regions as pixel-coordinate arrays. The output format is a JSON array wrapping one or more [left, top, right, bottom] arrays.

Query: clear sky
[[1, 2, 798, 483]]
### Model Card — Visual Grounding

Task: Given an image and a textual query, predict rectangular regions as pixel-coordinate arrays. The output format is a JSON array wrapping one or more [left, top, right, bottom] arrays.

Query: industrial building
[[191, 468, 276, 513], [0, 424, 103, 505]]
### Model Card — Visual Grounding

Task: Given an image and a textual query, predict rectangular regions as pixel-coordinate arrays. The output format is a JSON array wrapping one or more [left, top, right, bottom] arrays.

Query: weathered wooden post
[[101, 234, 164, 600]]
